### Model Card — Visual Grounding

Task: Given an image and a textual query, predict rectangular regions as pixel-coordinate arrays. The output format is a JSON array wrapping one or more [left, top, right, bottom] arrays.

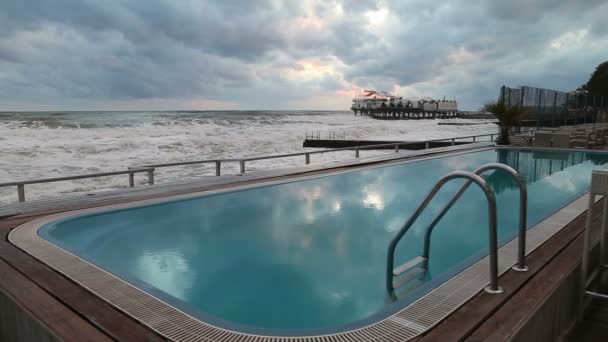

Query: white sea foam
[[0, 111, 497, 204]]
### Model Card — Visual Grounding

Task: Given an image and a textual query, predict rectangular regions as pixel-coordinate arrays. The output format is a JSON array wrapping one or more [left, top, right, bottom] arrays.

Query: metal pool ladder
[[386, 163, 528, 299]]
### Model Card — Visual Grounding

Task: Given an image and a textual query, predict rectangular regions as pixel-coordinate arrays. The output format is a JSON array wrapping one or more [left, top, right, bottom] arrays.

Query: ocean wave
[[0, 111, 497, 204]]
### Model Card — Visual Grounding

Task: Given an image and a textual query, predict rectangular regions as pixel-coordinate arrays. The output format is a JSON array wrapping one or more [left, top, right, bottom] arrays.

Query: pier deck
[[302, 139, 471, 150], [352, 108, 460, 120]]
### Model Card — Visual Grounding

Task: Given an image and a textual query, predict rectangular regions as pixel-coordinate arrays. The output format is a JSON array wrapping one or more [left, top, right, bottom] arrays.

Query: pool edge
[[7, 158, 602, 341]]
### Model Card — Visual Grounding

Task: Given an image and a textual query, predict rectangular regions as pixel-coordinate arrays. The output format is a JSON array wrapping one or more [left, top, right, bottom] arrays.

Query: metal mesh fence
[[499, 85, 608, 126]]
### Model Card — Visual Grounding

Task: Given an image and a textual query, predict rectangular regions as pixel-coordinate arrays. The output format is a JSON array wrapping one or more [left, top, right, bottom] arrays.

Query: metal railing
[[141, 132, 507, 176], [0, 168, 155, 203], [386, 170, 501, 299], [137, 159, 225, 176], [305, 130, 348, 140], [139, 129, 542, 176], [422, 163, 528, 272], [3, 130, 540, 203]]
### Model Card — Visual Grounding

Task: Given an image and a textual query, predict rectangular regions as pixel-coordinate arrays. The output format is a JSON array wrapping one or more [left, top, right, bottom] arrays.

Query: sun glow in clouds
[[549, 29, 588, 50], [365, 7, 388, 27], [283, 58, 338, 81]]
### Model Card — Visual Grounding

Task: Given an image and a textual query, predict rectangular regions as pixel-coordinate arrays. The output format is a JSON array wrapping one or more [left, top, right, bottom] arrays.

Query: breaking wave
[[0, 111, 497, 204]]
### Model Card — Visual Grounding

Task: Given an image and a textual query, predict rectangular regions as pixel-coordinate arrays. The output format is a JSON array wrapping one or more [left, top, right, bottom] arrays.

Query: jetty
[[302, 129, 539, 150], [304, 139, 470, 150], [352, 108, 461, 119], [351, 90, 459, 120]]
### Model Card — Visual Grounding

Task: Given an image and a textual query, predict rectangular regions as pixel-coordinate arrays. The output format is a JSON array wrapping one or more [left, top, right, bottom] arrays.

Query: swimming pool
[[22, 148, 608, 336]]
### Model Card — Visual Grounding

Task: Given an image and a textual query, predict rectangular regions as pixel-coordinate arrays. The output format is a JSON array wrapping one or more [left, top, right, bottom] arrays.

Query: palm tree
[[481, 101, 528, 145]]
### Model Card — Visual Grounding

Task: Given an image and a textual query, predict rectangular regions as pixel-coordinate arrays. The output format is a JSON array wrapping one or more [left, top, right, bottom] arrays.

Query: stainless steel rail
[[386, 171, 501, 299], [138, 160, 224, 176], [0, 168, 155, 203], [422, 163, 528, 272]]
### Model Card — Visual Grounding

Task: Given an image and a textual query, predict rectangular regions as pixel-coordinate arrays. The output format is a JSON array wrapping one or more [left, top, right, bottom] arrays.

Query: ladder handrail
[[386, 171, 501, 299], [422, 163, 528, 272]]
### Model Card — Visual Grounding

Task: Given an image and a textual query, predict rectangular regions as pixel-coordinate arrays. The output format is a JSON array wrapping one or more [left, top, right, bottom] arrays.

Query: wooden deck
[[567, 301, 608, 341]]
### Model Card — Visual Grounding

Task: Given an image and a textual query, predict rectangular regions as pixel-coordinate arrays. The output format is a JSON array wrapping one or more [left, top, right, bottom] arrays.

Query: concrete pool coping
[[7, 147, 605, 341]]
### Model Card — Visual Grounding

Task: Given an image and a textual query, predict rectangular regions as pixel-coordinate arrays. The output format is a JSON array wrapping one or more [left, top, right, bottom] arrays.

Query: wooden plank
[[567, 302, 608, 341], [0, 238, 165, 342], [0, 258, 112, 342], [418, 200, 604, 342], [466, 222, 594, 341]]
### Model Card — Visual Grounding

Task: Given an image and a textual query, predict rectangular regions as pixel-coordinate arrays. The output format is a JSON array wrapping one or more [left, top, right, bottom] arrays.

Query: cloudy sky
[[1, 0, 607, 111]]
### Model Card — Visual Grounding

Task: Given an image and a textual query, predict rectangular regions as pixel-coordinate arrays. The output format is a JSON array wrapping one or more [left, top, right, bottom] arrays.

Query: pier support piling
[[215, 161, 221, 176], [17, 184, 25, 202]]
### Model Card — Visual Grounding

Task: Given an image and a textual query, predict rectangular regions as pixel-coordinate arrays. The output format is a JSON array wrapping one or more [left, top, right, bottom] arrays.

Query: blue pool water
[[40, 148, 608, 333]]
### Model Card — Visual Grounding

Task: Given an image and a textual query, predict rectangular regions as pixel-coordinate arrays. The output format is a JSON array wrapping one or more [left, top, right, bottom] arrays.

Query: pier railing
[[0, 168, 155, 203], [138, 132, 509, 175], [1, 129, 538, 203]]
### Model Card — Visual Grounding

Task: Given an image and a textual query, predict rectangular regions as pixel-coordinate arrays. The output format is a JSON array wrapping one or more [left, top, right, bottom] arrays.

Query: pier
[[352, 107, 460, 119], [302, 130, 540, 151], [303, 139, 470, 150], [351, 90, 459, 120]]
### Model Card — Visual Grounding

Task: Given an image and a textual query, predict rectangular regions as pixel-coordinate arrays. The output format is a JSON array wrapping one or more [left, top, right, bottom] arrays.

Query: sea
[[0, 111, 497, 204]]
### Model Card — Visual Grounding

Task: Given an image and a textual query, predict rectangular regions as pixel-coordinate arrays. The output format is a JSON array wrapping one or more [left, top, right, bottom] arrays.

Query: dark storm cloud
[[0, 0, 607, 109], [482, 0, 608, 23]]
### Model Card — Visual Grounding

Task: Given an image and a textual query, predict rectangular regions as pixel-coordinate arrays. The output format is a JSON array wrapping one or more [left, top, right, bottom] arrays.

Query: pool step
[[393, 256, 427, 276], [392, 267, 425, 290]]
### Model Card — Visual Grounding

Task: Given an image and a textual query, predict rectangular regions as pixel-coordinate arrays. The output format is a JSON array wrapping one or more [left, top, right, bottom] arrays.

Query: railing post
[[215, 161, 221, 176], [490, 134, 494, 142], [17, 184, 25, 203], [395, 144, 399, 153], [451, 138, 455, 146], [305, 153, 310, 164], [473, 136, 476, 142], [240, 160, 246, 174], [128, 172, 135, 188], [425, 142, 430, 149], [147, 169, 155, 185], [355, 149, 360, 158]]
